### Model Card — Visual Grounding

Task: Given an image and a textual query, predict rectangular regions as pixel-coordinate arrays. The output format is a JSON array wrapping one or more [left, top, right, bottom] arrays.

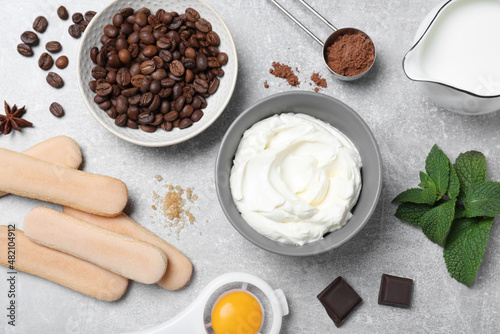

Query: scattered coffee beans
[[20, 31, 39, 45], [88, 7, 228, 132], [49, 102, 64, 117], [85, 11, 96, 22], [33, 16, 48, 33], [46, 72, 64, 88], [57, 6, 69, 20], [38, 52, 54, 70], [55, 56, 69, 69], [68, 24, 81, 38], [46, 41, 62, 53], [17, 43, 33, 57]]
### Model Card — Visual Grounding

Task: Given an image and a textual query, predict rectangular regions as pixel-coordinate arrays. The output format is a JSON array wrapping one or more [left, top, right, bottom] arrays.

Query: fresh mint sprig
[[393, 145, 499, 286]]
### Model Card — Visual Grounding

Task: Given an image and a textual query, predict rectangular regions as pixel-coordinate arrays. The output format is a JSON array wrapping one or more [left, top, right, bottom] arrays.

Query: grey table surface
[[1, 0, 500, 333]]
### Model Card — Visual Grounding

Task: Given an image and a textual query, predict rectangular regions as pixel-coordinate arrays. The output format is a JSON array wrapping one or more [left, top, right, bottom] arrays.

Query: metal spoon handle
[[269, 0, 324, 46], [298, 0, 338, 31]]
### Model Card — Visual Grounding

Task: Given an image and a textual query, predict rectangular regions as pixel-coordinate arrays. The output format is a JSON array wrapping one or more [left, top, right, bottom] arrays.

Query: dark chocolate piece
[[317, 276, 362, 327], [378, 274, 413, 308]]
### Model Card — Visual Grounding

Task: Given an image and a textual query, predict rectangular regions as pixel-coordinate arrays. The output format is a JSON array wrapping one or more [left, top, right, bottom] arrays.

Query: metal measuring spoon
[[270, 0, 376, 81]]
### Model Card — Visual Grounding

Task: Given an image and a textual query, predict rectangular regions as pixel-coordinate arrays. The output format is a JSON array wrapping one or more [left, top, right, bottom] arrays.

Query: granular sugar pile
[[151, 175, 198, 238]]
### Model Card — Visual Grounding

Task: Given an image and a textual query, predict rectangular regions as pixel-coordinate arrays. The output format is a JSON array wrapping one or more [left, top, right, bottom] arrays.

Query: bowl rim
[[76, 0, 239, 147], [215, 91, 383, 256]]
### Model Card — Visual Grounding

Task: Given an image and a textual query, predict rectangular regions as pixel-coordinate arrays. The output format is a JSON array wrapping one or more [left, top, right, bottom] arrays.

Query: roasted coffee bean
[[135, 12, 148, 27], [57, 6, 69, 20], [172, 84, 183, 100], [33, 16, 48, 33], [129, 94, 141, 106], [196, 54, 208, 71], [179, 118, 193, 129], [140, 79, 151, 93], [72, 12, 84, 24], [217, 52, 228, 65], [138, 111, 154, 124], [208, 77, 219, 94], [127, 106, 139, 119], [89, 80, 97, 92], [107, 108, 118, 119], [140, 60, 156, 75], [167, 16, 182, 30], [115, 114, 128, 126], [161, 121, 173, 131], [161, 77, 176, 88], [207, 57, 220, 68], [96, 82, 112, 96], [38, 53, 53, 70], [139, 92, 154, 107], [49, 102, 64, 117], [191, 96, 202, 109], [156, 37, 171, 49], [127, 119, 138, 129], [55, 56, 68, 69], [46, 72, 64, 88], [139, 31, 155, 45], [195, 18, 212, 33], [174, 96, 186, 111], [128, 43, 140, 58], [116, 38, 129, 51], [159, 50, 173, 63], [142, 45, 158, 57], [117, 49, 132, 64], [92, 66, 107, 79], [160, 12, 173, 24], [112, 84, 121, 96], [172, 50, 181, 61], [21, 31, 38, 45], [164, 110, 178, 122], [188, 35, 200, 48], [121, 87, 139, 96], [117, 68, 131, 86], [185, 8, 200, 22], [183, 57, 196, 70], [113, 13, 124, 27], [179, 104, 194, 119], [141, 124, 157, 132], [152, 56, 164, 69], [85, 11, 97, 22], [79, 20, 90, 32], [121, 7, 134, 17], [193, 79, 208, 94], [17, 43, 33, 57], [185, 47, 196, 59], [191, 109, 203, 122], [129, 62, 141, 76], [46, 41, 62, 53], [169, 60, 185, 77], [212, 67, 224, 77], [198, 95, 207, 108], [107, 54, 122, 68], [159, 88, 172, 99], [104, 24, 118, 38], [68, 24, 81, 38], [116, 95, 129, 113], [150, 113, 164, 126], [94, 95, 108, 104], [151, 69, 167, 80], [90, 47, 99, 63], [208, 46, 219, 56], [148, 94, 161, 111], [185, 69, 194, 83], [206, 31, 220, 46]]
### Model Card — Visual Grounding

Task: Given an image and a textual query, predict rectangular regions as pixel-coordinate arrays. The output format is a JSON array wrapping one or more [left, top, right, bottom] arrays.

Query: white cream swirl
[[229, 113, 362, 245]]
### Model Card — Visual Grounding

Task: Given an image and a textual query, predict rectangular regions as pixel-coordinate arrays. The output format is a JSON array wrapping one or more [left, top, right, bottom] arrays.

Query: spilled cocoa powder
[[311, 73, 327, 92], [269, 62, 300, 86], [326, 31, 375, 77]]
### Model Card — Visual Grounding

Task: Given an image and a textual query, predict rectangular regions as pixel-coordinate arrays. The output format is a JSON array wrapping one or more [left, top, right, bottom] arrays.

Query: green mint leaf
[[463, 181, 500, 217], [421, 199, 456, 246], [443, 217, 494, 286], [393, 188, 430, 204], [454, 151, 487, 193], [447, 161, 460, 199], [419, 172, 438, 205], [395, 203, 434, 227], [425, 145, 450, 196]]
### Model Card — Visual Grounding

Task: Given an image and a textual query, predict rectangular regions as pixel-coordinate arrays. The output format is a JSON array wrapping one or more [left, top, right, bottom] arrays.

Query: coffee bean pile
[[89, 7, 228, 132]]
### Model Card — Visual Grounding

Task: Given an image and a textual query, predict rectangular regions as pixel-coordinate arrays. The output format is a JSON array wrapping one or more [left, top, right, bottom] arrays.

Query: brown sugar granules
[[326, 31, 375, 77], [311, 73, 327, 91], [269, 62, 300, 86], [152, 176, 199, 238]]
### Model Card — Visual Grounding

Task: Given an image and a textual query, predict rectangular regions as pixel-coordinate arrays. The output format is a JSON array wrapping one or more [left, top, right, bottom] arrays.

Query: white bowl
[[76, 0, 238, 147]]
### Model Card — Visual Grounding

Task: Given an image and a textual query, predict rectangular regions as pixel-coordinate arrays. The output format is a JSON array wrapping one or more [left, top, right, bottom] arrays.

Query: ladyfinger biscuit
[[0, 148, 127, 217], [0, 226, 128, 301], [24, 207, 168, 285], [63, 207, 193, 290], [0, 136, 82, 198]]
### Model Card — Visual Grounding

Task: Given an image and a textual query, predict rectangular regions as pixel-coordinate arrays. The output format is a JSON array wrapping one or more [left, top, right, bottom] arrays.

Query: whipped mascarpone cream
[[230, 113, 362, 245]]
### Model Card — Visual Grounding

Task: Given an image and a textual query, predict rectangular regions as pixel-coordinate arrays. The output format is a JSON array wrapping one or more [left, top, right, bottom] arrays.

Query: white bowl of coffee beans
[[76, 0, 237, 147]]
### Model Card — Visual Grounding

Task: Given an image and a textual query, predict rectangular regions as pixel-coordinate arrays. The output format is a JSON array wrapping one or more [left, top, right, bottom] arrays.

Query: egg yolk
[[211, 291, 263, 334]]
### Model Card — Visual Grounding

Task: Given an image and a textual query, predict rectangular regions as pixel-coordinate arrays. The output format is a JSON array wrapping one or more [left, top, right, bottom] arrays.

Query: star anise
[[0, 101, 33, 135]]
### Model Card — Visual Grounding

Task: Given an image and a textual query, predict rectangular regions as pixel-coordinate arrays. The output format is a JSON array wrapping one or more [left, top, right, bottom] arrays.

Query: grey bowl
[[215, 91, 382, 256]]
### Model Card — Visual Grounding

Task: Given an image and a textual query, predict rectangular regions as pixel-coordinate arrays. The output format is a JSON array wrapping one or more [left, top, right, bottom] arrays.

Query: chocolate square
[[317, 276, 362, 327], [378, 274, 413, 308]]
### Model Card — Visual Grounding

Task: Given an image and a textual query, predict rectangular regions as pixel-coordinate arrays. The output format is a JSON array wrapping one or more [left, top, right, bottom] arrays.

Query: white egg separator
[[128, 272, 289, 334]]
